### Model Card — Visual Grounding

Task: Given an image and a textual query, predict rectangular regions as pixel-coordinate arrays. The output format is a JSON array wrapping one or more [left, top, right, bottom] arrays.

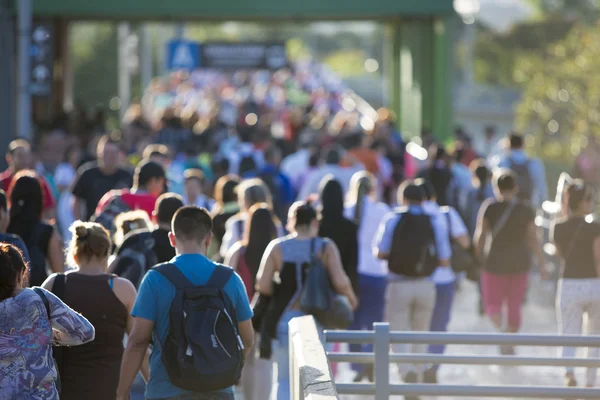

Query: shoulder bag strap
[[492, 201, 517, 237], [206, 265, 234, 289], [153, 263, 193, 290], [33, 288, 51, 319]]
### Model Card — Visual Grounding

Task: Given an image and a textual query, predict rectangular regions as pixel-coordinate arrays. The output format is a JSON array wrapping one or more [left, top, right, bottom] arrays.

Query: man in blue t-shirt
[[117, 206, 254, 400]]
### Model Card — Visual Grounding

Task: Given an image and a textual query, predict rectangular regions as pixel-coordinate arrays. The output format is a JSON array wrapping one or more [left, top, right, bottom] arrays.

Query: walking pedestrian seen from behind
[[7, 171, 64, 287], [209, 175, 240, 260], [114, 210, 152, 248], [318, 176, 359, 292], [151, 193, 185, 263], [72, 135, 133, 221], [344, 172, 391, 382], [225, 204, 279, 400], [220, 178, 273, 259], [474, 170, 546, 354], [117, 206, 254, 400], [0, 243, 94, 400], [416, 179, 470, 384], [552, 181, 600, 387], [42, 222, 140, 400], [184, 169, 215, 210], [465, 160, 494, 236], [374, 181, 444, 394], [0, 189, 30, 262], [257, 200, 357, 400]]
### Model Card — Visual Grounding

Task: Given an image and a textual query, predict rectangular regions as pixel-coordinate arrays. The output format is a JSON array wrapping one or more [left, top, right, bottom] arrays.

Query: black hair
[[319, 177, 344, 220], [0, 244, 28, 301], [244, 206, 278, 279], [0, 189, 7, 212], [172, 206, 213, 244], [155, 193, 184, 225], [239, 155, 257, 176], [321, 145, 343, 165], [134, 159, 166, 189], [398, 181, 424, 204], [566, 180, 594, 212], [472, 161, 492, 201], [7, 172, 43, 239], [494, 171, 517, 193], [509, 133, 524, 149], [293, 201, 318, 228], [415, 178, 436, 201]]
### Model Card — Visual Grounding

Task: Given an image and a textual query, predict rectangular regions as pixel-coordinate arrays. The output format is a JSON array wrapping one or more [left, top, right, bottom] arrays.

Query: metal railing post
[[374, 322, 390, 400]]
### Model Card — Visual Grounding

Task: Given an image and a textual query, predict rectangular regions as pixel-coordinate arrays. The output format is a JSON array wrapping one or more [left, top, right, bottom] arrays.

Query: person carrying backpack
[[92, 159, 166, 235], [116, 206, 254, 400], [224, 204, 279, 400], [495, 133, 548, 209], [374, 181, 445, 397]]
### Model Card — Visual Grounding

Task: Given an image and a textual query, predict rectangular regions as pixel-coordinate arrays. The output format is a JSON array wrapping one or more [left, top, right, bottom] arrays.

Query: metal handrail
[[324, 323, 600, 399], [328, 352, 600, 367]]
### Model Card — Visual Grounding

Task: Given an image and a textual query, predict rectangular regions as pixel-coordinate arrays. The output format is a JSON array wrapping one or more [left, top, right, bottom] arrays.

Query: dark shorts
[[155, 392, 235, 400]]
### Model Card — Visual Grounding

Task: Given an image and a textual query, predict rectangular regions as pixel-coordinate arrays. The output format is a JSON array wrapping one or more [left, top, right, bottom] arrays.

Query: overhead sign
[[166, 40, 201, 71], [165, 40, 288, 71], [200, 42, 288, 70], [30, 23, 54, 96]]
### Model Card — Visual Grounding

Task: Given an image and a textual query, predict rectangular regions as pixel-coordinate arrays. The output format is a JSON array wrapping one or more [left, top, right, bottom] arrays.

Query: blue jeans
[[155, 392, 234, 400], [428, 282, 455, 371], [276, 309, 305, 400], [349, 274, 387, 373]]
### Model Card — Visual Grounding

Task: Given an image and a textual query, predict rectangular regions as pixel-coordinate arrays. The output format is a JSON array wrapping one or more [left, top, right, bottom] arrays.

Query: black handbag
[[442, 209, 477, 274], [299, 239, 354, 329]]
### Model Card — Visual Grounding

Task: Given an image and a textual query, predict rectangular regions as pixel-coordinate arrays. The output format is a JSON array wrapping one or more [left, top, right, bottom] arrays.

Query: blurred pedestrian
[[344, 172, 390, 382], [209, 175, 240, 260], [7, 171, 64, 287], [42, 222, 141, 400], [0, 243, 94, 400], [552, 181, 600, 388]]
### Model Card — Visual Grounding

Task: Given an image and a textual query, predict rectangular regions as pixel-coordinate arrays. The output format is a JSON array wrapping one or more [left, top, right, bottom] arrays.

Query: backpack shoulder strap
[[153, 263, 193, 290], [52, 274, 66, 300], [206, 265, 234, 289], [33, 288, 51, 319]]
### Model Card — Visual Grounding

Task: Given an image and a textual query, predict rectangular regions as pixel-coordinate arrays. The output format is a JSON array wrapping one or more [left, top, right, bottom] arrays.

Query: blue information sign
[[166, 40, 200, 71]]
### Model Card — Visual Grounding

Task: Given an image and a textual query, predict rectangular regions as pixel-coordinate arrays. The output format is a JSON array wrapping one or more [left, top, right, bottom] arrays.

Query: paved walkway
[[336, 276, 574, 400]]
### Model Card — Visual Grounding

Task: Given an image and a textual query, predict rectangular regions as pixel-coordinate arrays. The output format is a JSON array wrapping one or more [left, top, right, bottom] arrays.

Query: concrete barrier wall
[[289, 316, 339, 400]]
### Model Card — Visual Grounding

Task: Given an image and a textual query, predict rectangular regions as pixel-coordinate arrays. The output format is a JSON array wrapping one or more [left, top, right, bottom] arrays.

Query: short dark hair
[[172, 206, 213, 244], [184, 169, 205, 186], [398, 181, 424, 204], [322, 145, 343, 165], [143, 144, 170, 160], [97, 134, 123, 153], [134, 159, 166, 188], [291, 200, 318, 228], [414, 178, 436, 201], [494, 170, 517, 193], [155, 193, 184, 225], [509, 133, 524, 149], [7, 139, 30, 156]]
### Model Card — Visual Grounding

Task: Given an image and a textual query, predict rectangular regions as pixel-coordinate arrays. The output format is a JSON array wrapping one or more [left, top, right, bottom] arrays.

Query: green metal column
[[432, 17, 453, 140], [386, 17, 453, 141]]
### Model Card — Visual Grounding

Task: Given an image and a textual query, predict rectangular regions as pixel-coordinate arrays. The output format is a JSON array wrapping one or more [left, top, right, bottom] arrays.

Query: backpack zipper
[[223, 308, 245, 351]]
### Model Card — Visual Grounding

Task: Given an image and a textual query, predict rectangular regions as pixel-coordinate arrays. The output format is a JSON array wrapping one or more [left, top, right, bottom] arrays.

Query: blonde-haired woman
[[42, 222, 143, 400], [113, 210, 152, 248], [344, 171, 391, 382]]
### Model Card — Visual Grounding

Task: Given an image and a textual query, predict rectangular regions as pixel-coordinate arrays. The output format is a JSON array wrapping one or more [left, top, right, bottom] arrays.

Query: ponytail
[[349, 172, 376, 226]]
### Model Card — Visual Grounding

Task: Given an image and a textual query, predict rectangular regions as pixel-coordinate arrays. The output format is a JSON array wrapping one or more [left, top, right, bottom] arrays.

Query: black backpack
[[153, 263, 244, 392], [112, 230, 157, 288], [509, 159, 533, 203], [388, 210, 438, 277], [91, 193, 131, 235]]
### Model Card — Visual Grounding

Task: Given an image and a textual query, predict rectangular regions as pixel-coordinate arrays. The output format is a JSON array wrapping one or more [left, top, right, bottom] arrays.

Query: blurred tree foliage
[[515, 25, 600, 161]]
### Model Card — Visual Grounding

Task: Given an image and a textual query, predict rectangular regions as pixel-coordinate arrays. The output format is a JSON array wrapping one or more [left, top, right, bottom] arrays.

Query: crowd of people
[[1, 66, 600, 400]]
